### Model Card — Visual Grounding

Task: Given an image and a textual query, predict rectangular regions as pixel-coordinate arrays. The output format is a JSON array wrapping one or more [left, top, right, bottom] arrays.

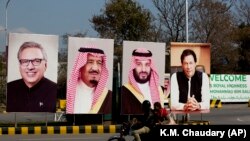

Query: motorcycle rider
[[131, 100, 157, 141]]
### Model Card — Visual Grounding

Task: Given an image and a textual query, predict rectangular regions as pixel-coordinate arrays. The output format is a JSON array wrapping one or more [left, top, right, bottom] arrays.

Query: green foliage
[[57, 62, 67, 99], [90, 0, 155, 46], [232, 24, 250, 72], [62, 32, 87, 45], [190, 0, 239, 73], [153, 0, 191, 43], [0, 53, 6, 105]]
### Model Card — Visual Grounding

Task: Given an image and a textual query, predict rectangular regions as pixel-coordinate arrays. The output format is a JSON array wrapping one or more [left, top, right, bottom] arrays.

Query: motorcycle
[[107, 118, 154, 141]]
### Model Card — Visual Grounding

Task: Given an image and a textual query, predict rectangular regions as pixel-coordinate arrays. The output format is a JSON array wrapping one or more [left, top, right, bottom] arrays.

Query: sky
[[0, 0, 156, 52]]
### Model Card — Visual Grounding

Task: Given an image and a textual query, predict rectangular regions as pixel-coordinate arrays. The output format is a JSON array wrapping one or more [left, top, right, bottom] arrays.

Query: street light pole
[[185, 0, 189, 122], [5, 0, 11, 47], [185, 0, 189, 43]]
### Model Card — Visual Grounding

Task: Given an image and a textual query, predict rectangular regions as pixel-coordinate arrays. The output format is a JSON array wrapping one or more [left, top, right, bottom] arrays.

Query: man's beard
[[89, 80, 98, 86], [88, 70, 99, 87], [133, 69, 151, 84]]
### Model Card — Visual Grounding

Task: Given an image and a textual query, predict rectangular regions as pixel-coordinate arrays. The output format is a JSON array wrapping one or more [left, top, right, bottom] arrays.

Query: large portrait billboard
[[66, 37, 114, 114], [170, 42, 211, 113], [121, 40, 166, 114], [7, 33, 58, 112]]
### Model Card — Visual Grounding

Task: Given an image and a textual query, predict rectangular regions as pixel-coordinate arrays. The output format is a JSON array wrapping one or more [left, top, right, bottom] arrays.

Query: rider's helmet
[[142, 100, 151, 113]]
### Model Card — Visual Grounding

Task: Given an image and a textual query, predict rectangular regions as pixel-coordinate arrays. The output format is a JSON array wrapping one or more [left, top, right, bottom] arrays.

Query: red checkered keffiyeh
[[66, 46, 108, 114], [128, 48, 160, 105]]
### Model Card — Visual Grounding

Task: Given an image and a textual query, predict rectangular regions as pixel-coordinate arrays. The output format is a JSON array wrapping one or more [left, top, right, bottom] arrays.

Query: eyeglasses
[[19, 58, 44, 67]]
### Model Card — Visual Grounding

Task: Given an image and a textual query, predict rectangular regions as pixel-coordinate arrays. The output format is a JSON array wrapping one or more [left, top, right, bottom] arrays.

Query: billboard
[[170, 42, 211, 113], [66, 37, 114, 114], [210, 74, 250, 102], [7, 33, 58, 112], [121, 40, 166, 114]]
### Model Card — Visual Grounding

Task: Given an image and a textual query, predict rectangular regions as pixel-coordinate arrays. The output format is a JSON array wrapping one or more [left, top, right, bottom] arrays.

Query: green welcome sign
[[210, 74, 250, 102]]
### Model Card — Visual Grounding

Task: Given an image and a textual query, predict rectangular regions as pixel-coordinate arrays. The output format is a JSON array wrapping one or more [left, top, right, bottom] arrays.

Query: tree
[[190, 0, 238, 73], [234, 0, 250, 25], [62, 32, 87, 45], [90, 0, 161, 77], [90, 0, 155, 46], [0, 52, 6, 106], [232, 0, 250, 73], [152, 0, 197, 73], [152, 0, 196, 43], [232, 23, 250, 73]]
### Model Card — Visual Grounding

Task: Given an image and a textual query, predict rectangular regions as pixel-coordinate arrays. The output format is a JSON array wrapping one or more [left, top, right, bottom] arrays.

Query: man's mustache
[[139, 72, 149, 75], [89, 70, 99, 74]]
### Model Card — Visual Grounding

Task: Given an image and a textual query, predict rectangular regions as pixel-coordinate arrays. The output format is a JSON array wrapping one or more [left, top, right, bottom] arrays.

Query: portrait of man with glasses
[[7, 41, 57, 112]]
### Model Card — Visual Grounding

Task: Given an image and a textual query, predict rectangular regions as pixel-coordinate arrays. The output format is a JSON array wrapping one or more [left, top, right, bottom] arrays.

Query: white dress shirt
[[137, 82, 153, 106], [74, 80, 94, 113], [171, 72, 210, 110]]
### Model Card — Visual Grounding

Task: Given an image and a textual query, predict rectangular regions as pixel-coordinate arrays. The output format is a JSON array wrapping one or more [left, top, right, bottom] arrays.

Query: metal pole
[[45, 112, 48, 126], [186, 0, 189, 43], [185, 0, 189, 122], [15, 112, 17, 128], [117, 62, 120, 87], [5, 0, 11, 47]]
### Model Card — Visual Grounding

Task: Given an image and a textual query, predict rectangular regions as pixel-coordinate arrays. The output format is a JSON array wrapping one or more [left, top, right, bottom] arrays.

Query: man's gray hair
[[17, 41, 48, 61]]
